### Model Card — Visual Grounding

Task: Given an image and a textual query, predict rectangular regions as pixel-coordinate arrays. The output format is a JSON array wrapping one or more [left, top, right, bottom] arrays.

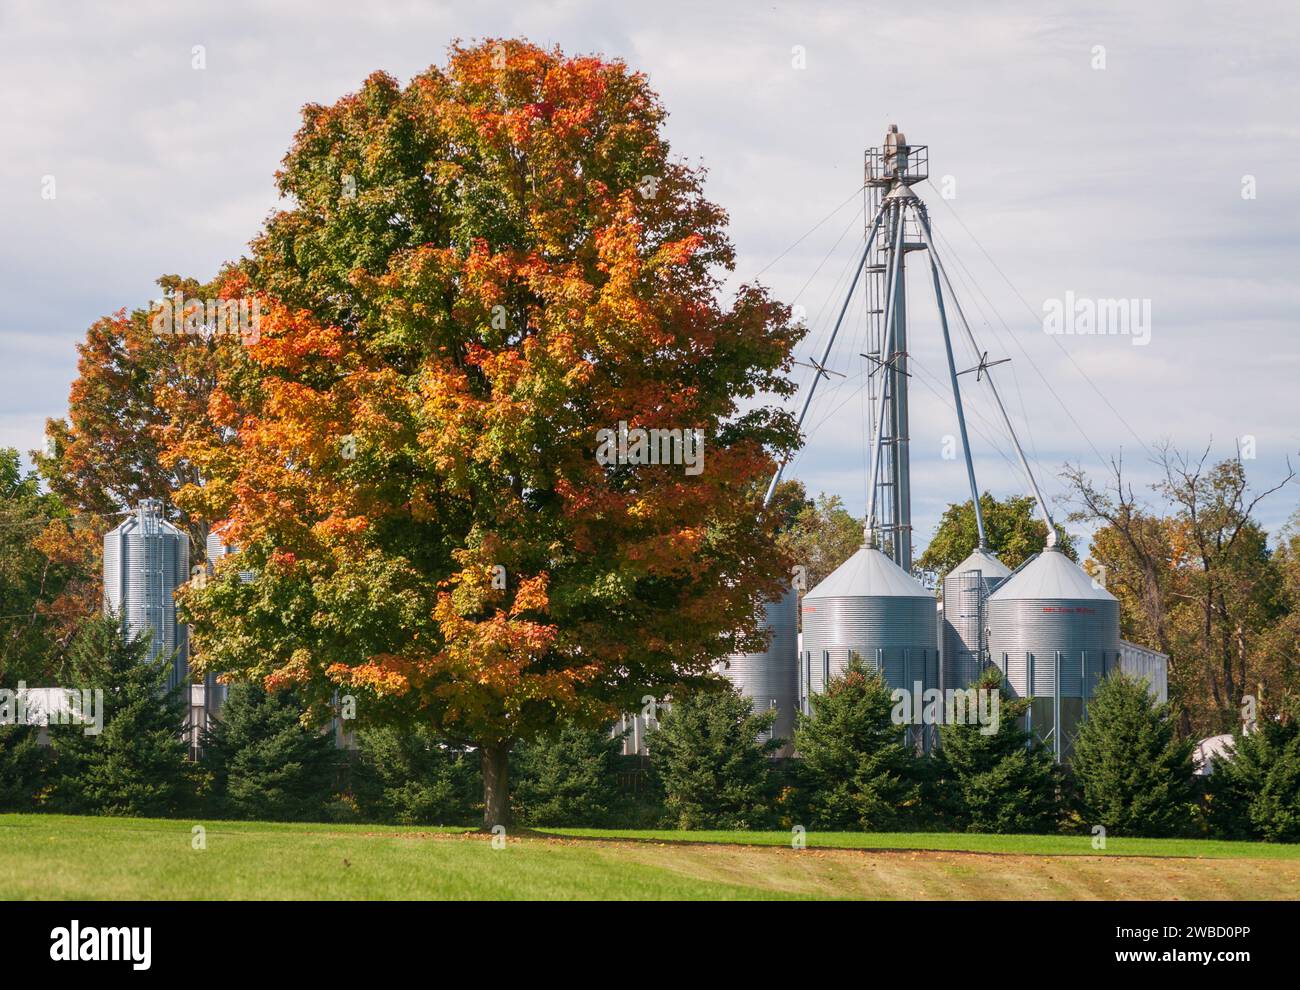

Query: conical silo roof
[[988, 548, 1116, 602], [805, 545, 932, 600], [947, 547, 1012, 581]]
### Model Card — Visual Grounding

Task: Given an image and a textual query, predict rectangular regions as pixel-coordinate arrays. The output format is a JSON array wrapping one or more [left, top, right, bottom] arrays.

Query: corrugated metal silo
[[206, 528, 255, 584], [103, 499, 191, 692], [721, 585, 798, 754], [201, 524, 258, 720], [800, 543, 938, 706], [205, 529, 230, 566], [1119, 639, 1169, 704], [986, 547, 1120, 758], [941, 547, 1011, 691]]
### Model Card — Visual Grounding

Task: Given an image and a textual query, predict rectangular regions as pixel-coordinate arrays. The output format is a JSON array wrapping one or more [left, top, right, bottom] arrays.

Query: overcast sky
[[2, 0, 1297, 557]]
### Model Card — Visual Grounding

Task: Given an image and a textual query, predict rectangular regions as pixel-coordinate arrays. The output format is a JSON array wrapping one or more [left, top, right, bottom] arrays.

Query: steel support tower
[[767, 124, 1058, 569], [863, 125, 927, 569]]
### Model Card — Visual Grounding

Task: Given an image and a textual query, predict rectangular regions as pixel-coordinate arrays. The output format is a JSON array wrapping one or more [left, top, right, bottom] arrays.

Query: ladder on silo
[[863, 152, 910, 567]]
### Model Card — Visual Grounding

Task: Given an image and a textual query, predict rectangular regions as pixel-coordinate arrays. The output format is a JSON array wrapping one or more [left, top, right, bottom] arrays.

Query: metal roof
[[107, 507, 187, 539], [805, 545, 933, 600], [1193, 734, 1235, 776], [946, 547, 1012, 581], [987, 548, 1117, 602]]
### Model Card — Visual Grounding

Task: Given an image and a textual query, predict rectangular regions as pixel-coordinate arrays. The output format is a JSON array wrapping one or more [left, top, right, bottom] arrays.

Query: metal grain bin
[[205, 528, 231, 566], [1119, 639, 1169, 703], [986, 547, 1120, 758], [103, 499, 191, 692], [206, 527, 255, 583], [941, 547, 1011, 692], [721, 584, 798, 755], [200, 524, 260, 720], [800, 544, 938, 705]]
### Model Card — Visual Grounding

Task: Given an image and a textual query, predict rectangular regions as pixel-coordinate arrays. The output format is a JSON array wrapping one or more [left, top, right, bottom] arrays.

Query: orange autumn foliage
[[175, 40, 802, 756]]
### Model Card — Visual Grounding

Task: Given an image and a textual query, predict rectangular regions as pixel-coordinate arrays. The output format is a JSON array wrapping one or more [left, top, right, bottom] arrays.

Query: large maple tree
[[175, 40, 801, 827]]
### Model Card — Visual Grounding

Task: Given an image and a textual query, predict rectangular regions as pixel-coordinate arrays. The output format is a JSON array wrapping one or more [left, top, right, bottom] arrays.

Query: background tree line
[[1063, 447, 1298, 738], [6, 623, 1296, 842]]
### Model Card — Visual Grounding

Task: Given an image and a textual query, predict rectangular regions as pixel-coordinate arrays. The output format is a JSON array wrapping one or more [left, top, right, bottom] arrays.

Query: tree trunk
[[480, 743, 510, 832]]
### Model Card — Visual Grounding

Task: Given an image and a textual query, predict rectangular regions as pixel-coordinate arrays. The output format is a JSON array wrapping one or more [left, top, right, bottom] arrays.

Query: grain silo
[[1118, 638, 1169, 703], [721, 585, 798, 754], [986, 546, 1120, 759], [199, 527, 246, 721], [206, 528, 256, 584], [103, 499, 190, 691], [941, 547, 1011, 691], [205, 529, 232, 568], [800, 539, 938, 715]]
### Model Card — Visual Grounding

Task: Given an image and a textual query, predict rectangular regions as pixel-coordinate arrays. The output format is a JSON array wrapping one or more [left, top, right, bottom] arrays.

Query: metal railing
[[865, 144, 929, 186]]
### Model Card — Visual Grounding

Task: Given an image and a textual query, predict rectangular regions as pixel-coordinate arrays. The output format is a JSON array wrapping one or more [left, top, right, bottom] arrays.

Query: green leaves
[[200, 682, 339, 822], [50, 617, 192, 818], [1208, 703, 1300, 842], [512, 724, 625, 827], [650, 687, 780, 830], [0, 725, 45, 812], [934, 668, 1061, 834], [775, 488, 863, 593], [351, 725, 481, 826], [0, 448, 93, 684], [919, 492, 1076, 578], [794, 655, 920, 830], [1069, 673, 1197, 837]]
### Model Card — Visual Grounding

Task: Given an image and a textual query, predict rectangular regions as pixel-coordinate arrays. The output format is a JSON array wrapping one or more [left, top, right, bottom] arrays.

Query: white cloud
[[1, 0, 1297, 548]]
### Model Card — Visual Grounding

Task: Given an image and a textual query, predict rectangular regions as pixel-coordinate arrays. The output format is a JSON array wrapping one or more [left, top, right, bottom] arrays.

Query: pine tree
[[1069, 672, 1197, 837], [351, 724, 480, 826], [201, 682, 338, 822], [649, 686, 779, 830], [1252, 728, 1300, 842], [0, 724, 45, 811], [512, 724, 625, 828], [51, 616, 192, 817], [1208, 704, 1300, 842], [794, 655, 920, 829], [934, 667, 1061, 834]]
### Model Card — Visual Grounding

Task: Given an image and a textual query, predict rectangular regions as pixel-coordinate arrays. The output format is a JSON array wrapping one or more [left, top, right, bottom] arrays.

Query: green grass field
[[546, 827, 1300, 860], [3, 814, 1298, 900]]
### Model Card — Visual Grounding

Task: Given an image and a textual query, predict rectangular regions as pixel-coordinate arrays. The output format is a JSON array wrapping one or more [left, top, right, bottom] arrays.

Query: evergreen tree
[[513, 724, 625, 828], [1208, 704, 1300, 842], [201, 682, 338, 822], [51, 616, 192, 817], [649, 686, 779, 829], [1250, 729, 1300, 842], [934, 667, 1060, 833], [1069, 672, 1197, 837], [794, 655, 919, 829], [0, 724, 45, 811], [351, 724, 480, 826]]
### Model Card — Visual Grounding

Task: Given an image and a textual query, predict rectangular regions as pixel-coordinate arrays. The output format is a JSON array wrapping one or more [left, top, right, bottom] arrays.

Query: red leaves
[[249, 302, 353, 372], [267, 549, 298, 571], [653, 233, 706, 268]]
